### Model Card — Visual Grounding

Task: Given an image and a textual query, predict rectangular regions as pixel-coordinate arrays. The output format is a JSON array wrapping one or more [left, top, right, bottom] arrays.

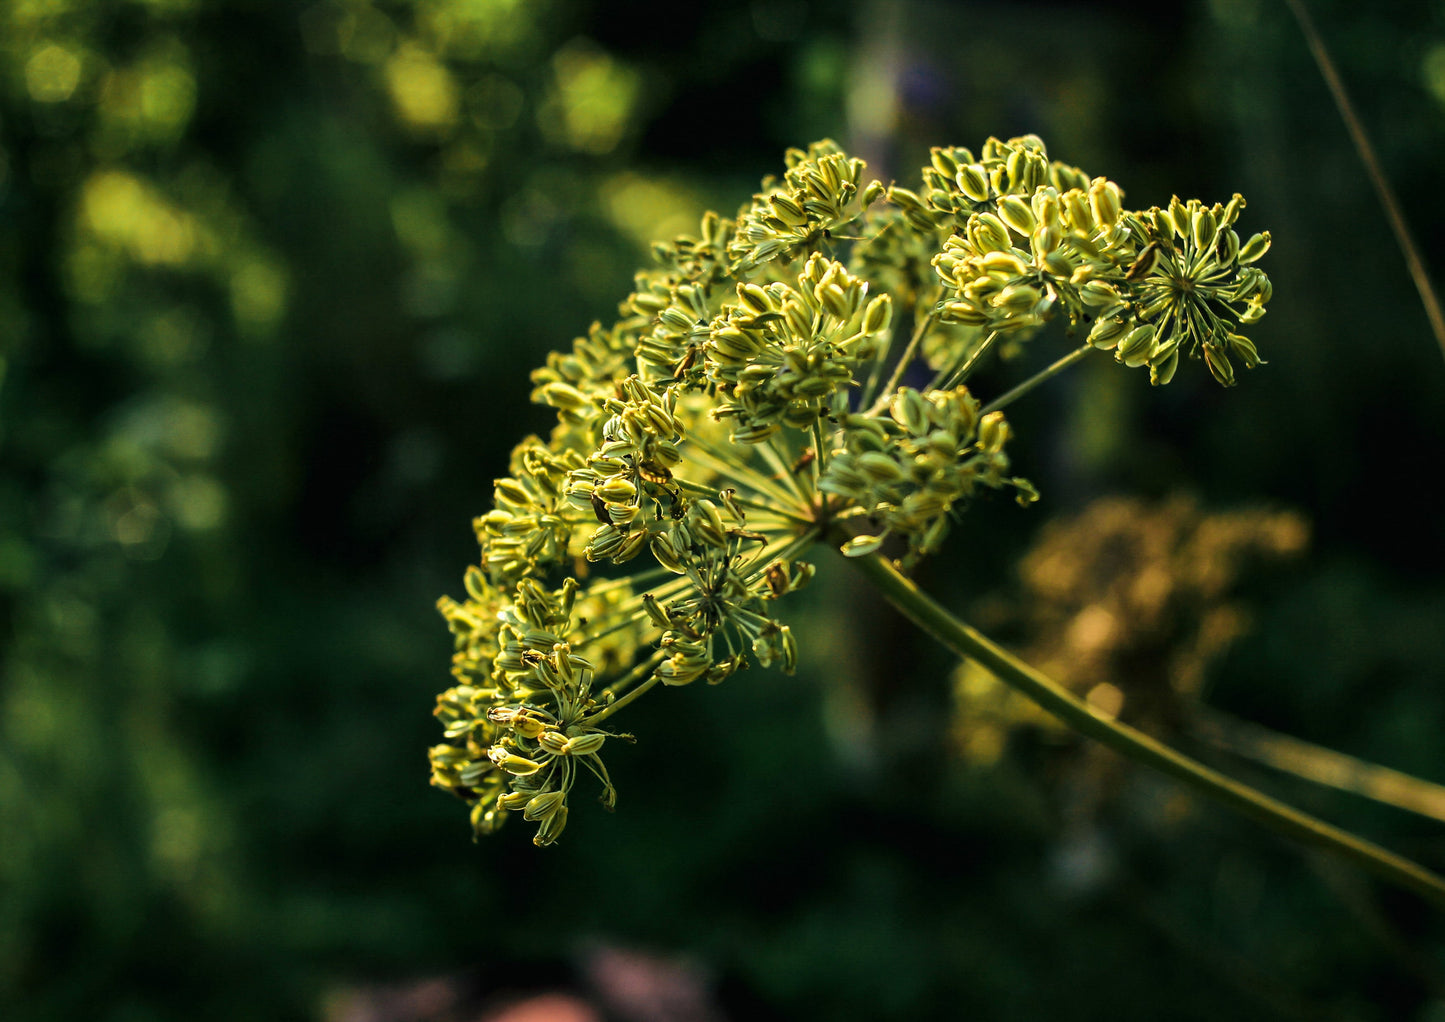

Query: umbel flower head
[[431, 136, 1274, 845]]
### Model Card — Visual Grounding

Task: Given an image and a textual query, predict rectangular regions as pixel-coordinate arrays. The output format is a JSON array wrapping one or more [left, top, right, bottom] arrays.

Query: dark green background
[[3, 1, 1444, 1019]]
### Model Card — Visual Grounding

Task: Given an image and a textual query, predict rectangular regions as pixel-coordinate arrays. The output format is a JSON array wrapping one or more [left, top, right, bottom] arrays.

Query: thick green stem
[[846, 549, 1445, 909]]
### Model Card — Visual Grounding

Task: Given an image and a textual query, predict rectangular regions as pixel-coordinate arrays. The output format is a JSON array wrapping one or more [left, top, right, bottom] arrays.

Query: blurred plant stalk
[[848, 548, 1445, 909]]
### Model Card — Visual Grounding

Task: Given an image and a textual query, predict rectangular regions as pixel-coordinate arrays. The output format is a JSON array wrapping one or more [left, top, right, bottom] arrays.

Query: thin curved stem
[[1191, 707, 1445, 825], [867, 309, 938, 414], [937, 329, 1002, 392], [845, 549, 1445, 909], [1283, 0, 1445, 366], [982, 344, 1092, 415]]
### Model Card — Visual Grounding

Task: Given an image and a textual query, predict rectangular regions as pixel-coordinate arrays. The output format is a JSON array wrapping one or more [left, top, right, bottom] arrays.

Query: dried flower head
[[431, 137, 1274, 845]]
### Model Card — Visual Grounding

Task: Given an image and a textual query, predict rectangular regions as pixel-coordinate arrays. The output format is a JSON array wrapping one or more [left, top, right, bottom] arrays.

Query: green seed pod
[[711, 326, 758, 360], [586, 524, 625, 561], [541, 381, 591, 411], [463, 564, 489, 603], [1168, 195, 1190, 238], [659, 307, 693, 332], [818, 282, 851, 320], [1191, 207, 1218, 252], [614, 528, 649, 563], [972, 212, 1012, 252], [493, 752, 545, 776], [471, 802, 504, 835], [930, 146, 960, 178], [956, 163, 990, 203], [1079, 280, 1119, 309], [737, 282, 772, 315], [1032, 223, 1062, 257], [1239, 231, 1271, 264], [1006, 147, 1029, 191], [564, 732, 606, 756], [533, 805, 568, 846], [642, 592, 673, 629], [494, 478, 532, 507], [862, 294, 892, 335], [1203, 342, 1236, 387], [1089, 179, 1122, 227], [783, 299, 813, 339], [606, 502, 639, 527], [890, 388, 931, 435], [979, 250, 1028, 277], [840, 533, 886, 558], [499, 790, 533, 810], [1226, 332, 1263, 369], [538, 730, 569, 756], [998, 195, 1037, 236], [1221, 192, 1245, 226], [631, 289, 668, 313], [1116, 324, 1157, 367], [1148, 334, 1180, 366], [692, 499, 728, 549], [994, 283, 1041, 313], [523, 790, 566, 822], [730, 421, 780, 444], [1042, 252, 1074, 278], [963, 276, 1002, 302], [861, 179, 885, 206], [857, 450, 905, 483], [977, 410, 1010, 453], [1217, 227, 1240, 264], [888, 185, 925, 212], [595, 477, 637, 504], [1064, 188, 1094, 231], [650, 533, 686, 574], [1149, 349, 1179, 386], [940, 301, 989, 326]]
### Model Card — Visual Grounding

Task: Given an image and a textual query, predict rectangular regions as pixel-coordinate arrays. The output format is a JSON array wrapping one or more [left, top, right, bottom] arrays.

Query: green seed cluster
[[821, 388, 1037, 567], [705, 253, 892, 443], [430, 136, 1274, 846], [921, 135, 1272, 386]]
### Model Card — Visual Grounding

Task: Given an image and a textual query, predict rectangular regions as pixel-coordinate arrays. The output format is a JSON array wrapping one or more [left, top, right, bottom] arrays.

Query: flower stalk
[[845, 548, 1445, 908]]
